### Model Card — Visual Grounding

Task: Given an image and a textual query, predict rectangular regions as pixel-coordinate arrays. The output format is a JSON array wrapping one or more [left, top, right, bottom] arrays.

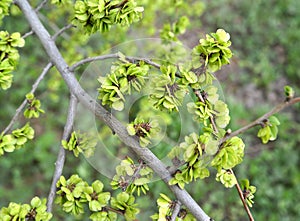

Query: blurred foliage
[[201, 0, 300, 89], [1, 0, 300, 221]]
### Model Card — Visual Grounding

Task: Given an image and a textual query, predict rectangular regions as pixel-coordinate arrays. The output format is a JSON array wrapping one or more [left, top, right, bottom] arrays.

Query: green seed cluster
[[56, 175, 140, 220], [215, 169, 237, 188], [0, 0, 12, 24], [111, 157, 153, 196], [187, 91, 230, 129], [150, 193, 196, 221], [168, 132, 213, 189], [127, 117, 159, 147], [0, 31, 25, 90], [110, 192, 140, 221], [61, 131, 97, 157], [98, 61, 149, 111], [211, 136, 245, 171], [149, 65, 188, 112], [192, 28, 233, 72], [165, 30, 241, 190], [24, 93, 45, 119], [73, 0, 144, 34], [56, 175, 111, 218], [0, 123, 34, 156], [160, 16, 190, 43], [0, 197, 52, 221]]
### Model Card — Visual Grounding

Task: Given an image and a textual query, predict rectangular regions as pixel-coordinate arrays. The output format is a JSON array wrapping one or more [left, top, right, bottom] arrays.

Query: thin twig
[[221, 97, 300, 144], [194, 90, 205, 103], [126, 159, 144, 188], [194, 89, 219, 134], [126, 55, 161, 69], [230, 169, 254, 221], [22, 20, 74, 40], [15, 1, 211, 220], [35, 0, 48, 12], [104, 206, 125, 216], [22, 30, 34, 38], [2, 62, 53, 135], [110, 0, 129, 10], [52, 24, 75, 40], [170, 200, 182, 221], [47, 94, 78, 212], [69, 54, 161, 71], [70, 54, 119, 71]]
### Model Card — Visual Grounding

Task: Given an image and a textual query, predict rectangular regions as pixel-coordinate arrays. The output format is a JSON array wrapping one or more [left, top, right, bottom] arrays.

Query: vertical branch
[[47, 95, 78, 212], [170, 200, 182, 221], [230, 169, 254, 221]]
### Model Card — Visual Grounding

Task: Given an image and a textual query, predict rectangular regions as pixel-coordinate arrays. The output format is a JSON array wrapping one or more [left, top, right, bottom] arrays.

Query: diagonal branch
[[2, 62, 53, 134], [52, 23, 75, 40], [35, 0, 48, 12], [15, 1, 212, 220], [47, 94, 78, 212]]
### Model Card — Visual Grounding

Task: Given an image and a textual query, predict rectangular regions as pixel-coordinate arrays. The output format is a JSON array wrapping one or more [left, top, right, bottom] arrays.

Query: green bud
[[216, 169, 236, 188], [257, 116, 280, 144], [284, 85, 295, 100]]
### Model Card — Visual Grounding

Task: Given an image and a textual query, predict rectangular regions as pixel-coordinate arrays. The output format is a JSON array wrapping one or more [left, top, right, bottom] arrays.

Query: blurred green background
[[1, 0, 300, 220]]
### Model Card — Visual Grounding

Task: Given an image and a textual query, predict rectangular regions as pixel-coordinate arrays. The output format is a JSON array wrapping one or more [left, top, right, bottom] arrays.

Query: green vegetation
[[1, 0, 300, 220]]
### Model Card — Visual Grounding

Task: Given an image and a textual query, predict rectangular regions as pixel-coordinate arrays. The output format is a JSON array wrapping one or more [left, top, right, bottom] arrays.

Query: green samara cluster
[[111, 156, 153, 196], [0, 123, 34, 156], [0, 31, 25, 90], [73, 0, 144, 34], [98, 60, 149, 111], [0, 197, 52, 221], [151, 193, 196, 221], [56, 174, 139, 221], [62, 131, 97, 157]]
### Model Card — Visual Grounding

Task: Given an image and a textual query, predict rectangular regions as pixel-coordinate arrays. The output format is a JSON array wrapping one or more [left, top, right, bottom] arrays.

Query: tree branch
[[2, 62, 53, 135], [70, 53, 161, 72], [52, 23, 75, 40], [221, 96, 300, 144], [230, 169, 254, 221], [70, 53, 120, 71], [22, 30, 34, 39], [170, 200, 182, 221], [15, 1, 212, 220], [47, 94, 78, 212], [35, 0, 48, 12]]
